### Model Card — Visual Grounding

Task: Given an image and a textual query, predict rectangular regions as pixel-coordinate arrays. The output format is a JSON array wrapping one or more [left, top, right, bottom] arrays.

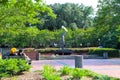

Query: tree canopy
[[0, 0, 120, 48], [95, 0, 120, 28], [0, 0, 56, 28], [94, 0, 120, 48], [40, 3, 94, 30]]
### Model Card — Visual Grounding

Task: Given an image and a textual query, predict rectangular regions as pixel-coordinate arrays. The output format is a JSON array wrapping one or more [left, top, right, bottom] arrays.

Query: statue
[[59, 26, 68, 50], [55, 26, 72, 55]]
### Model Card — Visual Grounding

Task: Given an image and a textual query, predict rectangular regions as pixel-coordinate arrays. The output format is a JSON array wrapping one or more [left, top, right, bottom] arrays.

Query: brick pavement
[[31, 59, 120, 78]]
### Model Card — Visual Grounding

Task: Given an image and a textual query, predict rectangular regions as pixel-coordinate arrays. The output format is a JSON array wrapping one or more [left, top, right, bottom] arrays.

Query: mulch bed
[[1, 71, 43, 80], [1, 71, 93, 80]]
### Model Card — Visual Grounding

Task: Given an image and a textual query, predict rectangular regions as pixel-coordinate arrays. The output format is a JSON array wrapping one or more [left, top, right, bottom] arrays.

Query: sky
[[44, 0, 98, 11]]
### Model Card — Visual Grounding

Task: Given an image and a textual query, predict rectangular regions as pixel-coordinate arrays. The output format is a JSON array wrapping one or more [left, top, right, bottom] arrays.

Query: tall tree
[[95, 0, 120, 48], [42, 3, 94, 30], [95, 0, 120, 28], [0, 0, 56, 28], [0, 0, 56, 47]]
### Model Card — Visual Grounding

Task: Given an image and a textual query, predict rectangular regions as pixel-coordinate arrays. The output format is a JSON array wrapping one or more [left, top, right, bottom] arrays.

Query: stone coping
[[39, 55, 103, 60]]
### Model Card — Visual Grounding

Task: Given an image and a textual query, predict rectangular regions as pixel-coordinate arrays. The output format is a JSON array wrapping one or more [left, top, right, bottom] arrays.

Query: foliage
[[95, 0, 120, 27], [0, 0, 120, 49], [83, 69, 99, 78], [88, 48, 119, 57], [41, 3, 94, 30], [42, 65, 61, 80], [0, 27, 95, 48], [0, 59, 31, 78], [0, 0, 56, 48], [0, 0, 56, 47], [59, 66, 71, 75], [97, 75, 112, 80], [71, 68, 87, 79], [40, 65, 119, 80], [0, 0, 56, 28], [37, 47, 97, 54], [1, 64, 119, 79], [94, 0, 120, 48], [17, 59, 31, 72], [37, 47, 120, 57]]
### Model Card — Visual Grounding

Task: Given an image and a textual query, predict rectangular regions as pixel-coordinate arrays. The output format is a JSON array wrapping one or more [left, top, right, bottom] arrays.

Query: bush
[[37, 48, 58, 53], [59, 66, 71, 75], [0, 59, 31, 78], [88, 48, 119, 57], [41, 66, 120, 80], [42, 65, 61, 80], [71, 68, 87, 79], [36, 47, 119, 58], [17, 59, 31, 72]]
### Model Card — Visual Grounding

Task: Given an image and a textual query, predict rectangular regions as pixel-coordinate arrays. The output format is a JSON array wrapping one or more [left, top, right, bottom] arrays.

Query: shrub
[[24, 48, 35, 53], [17, 59, 31, 72], [83, 69, 99, 78], [0, 59, 31, 78], [0, 60, 10, 78], [97, 75, 112, 80], [4, 59, 20, 75], [59, 66, 71, 75], [37, 48, 58, 53], [88, 48, 119, 57], [40, 66, 119, 80], [71, 68, 87, 79], [42, 65, 61, 80]]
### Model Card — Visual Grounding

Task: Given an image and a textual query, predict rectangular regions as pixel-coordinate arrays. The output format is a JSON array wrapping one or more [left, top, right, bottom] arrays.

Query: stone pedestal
[[75, 55, 83, 68], [36, 53, 40, 60], [103, 52, 108, 59]]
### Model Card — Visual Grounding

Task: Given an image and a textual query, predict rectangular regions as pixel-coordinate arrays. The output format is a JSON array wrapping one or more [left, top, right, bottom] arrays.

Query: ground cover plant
[[40, 65, 120, 80], [1, 65, 120, 80], [0, 59, 31, 79]]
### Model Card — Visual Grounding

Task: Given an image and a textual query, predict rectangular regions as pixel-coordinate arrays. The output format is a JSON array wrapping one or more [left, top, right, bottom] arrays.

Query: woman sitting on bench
[[10, 48, 18, 56], [18, 49, 31, 64]]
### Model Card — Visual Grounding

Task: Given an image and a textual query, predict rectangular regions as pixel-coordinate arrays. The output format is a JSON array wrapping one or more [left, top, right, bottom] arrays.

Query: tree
[[0, 0, 56, 47], [0, 0, 56, 28], [42, 3, 94, 30], [95, 0, 120, 28], [94, 0, 120, 48], [81, 5, 94, 29]]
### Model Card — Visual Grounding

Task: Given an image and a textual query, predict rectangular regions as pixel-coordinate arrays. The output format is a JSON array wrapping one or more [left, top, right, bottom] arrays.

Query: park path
[[31, 58, 120, 78]]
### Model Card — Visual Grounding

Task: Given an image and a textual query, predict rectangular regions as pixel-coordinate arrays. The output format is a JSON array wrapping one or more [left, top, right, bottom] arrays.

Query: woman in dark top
[[18, 49, 24, 56]]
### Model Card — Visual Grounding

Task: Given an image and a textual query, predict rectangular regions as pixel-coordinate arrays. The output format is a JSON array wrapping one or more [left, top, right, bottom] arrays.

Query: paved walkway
[[31, 59, 120, 78]]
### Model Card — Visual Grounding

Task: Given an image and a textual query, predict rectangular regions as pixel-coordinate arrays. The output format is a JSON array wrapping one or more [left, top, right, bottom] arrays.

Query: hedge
[[36, 47, 120, 57], [88, 48, 119, 57]]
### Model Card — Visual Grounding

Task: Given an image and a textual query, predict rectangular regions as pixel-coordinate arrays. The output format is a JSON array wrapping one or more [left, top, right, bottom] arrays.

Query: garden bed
[[2, 65, 120, 80]]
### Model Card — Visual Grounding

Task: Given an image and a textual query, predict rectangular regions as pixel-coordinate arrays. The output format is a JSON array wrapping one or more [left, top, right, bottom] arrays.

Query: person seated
[[9, 48, 31, 64], [9, 48, 18, 56], [18, 49, 24, 56], [18, 49, 29, 58], [18, 49, 31, 64]]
